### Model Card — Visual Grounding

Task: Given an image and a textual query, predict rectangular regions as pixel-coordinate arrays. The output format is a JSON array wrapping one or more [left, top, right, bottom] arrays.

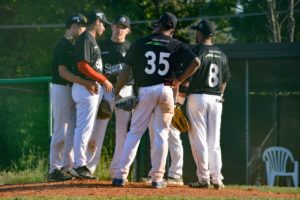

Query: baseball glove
[[171, 104, 189, 133], [96, 98, 112, 119], [115, 95, 138, 112]]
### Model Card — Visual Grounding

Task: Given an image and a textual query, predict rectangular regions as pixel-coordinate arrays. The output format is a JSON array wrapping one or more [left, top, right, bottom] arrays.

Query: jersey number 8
[[208, 63, 219, 87], [144, 51, 171, 76]]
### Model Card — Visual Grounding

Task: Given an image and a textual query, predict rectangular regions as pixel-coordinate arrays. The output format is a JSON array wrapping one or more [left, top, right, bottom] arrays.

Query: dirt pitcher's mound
[[0, 180, 299, 199]]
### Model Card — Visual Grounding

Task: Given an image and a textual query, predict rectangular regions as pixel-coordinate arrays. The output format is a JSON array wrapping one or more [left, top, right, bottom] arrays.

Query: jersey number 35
[[144, 51, 170, 76]]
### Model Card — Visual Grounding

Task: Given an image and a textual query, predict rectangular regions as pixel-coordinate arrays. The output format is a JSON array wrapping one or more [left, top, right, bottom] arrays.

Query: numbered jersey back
[[125, 33, 196, 87], [188, 44, 231, 95]]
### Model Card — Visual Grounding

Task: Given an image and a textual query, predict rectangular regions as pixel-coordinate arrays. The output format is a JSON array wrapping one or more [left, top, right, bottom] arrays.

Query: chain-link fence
[[0, 77, 117, 183], [0, 78, 51, 171]]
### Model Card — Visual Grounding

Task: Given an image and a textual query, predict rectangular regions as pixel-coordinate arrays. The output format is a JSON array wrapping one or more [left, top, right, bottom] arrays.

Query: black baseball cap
[[154, 12, 177, 29], [86, 9, 111, 25], [191, 19, 215, 36], [113, 15, 130, 27], [65, 13, 87, 28]]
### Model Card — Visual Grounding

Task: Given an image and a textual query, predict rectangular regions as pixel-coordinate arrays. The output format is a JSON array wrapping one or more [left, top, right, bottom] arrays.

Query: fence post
[[245, 60, 249, 185]]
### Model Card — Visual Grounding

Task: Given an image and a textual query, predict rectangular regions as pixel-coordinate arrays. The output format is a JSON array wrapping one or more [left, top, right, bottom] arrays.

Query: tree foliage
[[0, 0, 299, 78], [231, 0, 300, 43]]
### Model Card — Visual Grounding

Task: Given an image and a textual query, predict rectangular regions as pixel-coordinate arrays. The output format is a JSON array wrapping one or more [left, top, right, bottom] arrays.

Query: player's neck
[[111, 36, 125, 43], [202, 38, 213, 45], [158, 29, 174, 37], [203, 41, 212, 45], [87, 29, 97, 38]]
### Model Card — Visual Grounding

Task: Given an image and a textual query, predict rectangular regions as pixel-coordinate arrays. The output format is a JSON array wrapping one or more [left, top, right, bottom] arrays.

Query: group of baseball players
[[49, 9, 230, 190]]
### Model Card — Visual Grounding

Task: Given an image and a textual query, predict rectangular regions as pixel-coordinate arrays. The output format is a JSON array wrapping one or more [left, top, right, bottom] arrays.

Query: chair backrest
[[262, 147, 294, 173]]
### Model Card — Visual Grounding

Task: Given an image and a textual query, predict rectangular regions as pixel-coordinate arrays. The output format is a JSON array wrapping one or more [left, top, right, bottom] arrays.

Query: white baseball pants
[[115, 83, 174, 182], [187, 94, 224, 183], [86, 86, 133, 176], [49, 83, 75, 173], [148, 117, 183, 179], [72, 83, 102, 168]]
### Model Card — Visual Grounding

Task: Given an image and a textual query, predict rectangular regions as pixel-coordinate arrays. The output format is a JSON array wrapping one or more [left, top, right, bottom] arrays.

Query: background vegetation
[[0, 0, 299, 78]]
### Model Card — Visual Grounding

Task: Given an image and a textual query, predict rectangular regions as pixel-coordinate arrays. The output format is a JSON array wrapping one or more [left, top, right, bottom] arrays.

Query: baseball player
[[140, 25, 188, 186], [86, 15, 133, 178], [49, 13, 97, 181], [71, 9, 113, 179], [112, 12, 200, 188], [187, 19, 231, 189]]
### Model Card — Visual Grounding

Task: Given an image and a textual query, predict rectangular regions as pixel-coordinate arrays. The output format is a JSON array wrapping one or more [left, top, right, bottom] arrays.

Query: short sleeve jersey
[[74, 31, 103, 80], [188, 44, 231, 96], [101, 39, 133, 85], [125, 33, 197, 87], [52, 37, 75, 85]]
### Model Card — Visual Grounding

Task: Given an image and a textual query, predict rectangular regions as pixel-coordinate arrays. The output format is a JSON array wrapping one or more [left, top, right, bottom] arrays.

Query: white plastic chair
[[262, 146, 298, 187]]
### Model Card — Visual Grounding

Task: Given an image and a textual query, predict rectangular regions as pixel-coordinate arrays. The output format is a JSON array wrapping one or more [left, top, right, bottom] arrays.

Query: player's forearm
[[172, 86, 179, 103], [221, 82, 227, 96], [77, 60, 107, 84], [177, 57, 200, 84]]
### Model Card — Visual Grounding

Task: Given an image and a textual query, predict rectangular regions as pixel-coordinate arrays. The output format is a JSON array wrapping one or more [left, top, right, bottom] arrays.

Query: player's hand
[[165, 78, 180, 88], [103, 79, 113, 92], [172, 79, 181, 88], [84, 81, 98, 95]]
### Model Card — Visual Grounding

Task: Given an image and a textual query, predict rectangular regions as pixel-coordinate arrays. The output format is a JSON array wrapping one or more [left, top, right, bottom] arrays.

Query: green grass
[[230, 185, 300, 194], [0, 155, 113, 185], [0, 157, 47, 185]]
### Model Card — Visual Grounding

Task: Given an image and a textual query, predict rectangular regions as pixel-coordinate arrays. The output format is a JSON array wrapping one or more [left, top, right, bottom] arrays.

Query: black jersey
[[74, 31, 103, 80], [101, 39, 133, 85], [52, 37, 75, 85], [188, 44, 231, 96], [125, 33, 197, 87]]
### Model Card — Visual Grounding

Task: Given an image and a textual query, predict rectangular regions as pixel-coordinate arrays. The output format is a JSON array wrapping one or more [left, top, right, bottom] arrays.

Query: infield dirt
[[0, 180, 299, 199]]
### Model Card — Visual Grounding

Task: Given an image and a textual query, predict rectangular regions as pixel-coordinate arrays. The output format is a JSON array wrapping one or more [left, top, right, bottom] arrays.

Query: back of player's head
[[113, 15, 131, 28], [156, 12, 177, 30], [86, 9, 111, 26], [191, 19, 215, 37], [65, 13, 87, 28]]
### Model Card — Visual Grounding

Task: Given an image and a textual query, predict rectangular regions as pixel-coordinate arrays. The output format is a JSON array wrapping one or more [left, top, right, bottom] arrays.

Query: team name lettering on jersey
[[104, 63, 124, 75]]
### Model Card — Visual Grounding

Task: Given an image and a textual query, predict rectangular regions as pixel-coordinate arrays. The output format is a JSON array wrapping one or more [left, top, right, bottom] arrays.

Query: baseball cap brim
[[100, 19, 112, 26], [114, 22, 130, 27]]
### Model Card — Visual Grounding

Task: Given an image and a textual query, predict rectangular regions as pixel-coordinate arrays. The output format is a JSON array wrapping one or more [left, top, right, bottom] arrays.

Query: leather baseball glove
[[115, 95, 138, 112], [172, 104, 189, 133], [96, 98, 112, 119]]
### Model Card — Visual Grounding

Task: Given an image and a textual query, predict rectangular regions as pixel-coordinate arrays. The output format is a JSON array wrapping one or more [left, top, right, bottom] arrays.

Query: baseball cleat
[[48, 169, 74, 182], [212, 181, 225, 190], [112, 178, 126, 186], [71, 166, 97, 179], [188, 180, 210, 188], [152, 181, 167, 189], [167, 177, 184, 185], [140, 176, 151, 183]]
